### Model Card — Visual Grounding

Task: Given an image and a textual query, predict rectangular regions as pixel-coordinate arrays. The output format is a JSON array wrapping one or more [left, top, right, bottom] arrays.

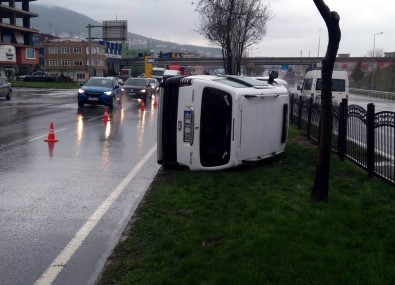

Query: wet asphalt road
[[0, 88, 160, 285]]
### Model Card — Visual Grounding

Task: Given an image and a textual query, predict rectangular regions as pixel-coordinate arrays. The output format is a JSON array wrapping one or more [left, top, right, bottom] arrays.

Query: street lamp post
[[86, 24, 104, 77], [371, 32, 383, 89], [318, 28, 322, 57]]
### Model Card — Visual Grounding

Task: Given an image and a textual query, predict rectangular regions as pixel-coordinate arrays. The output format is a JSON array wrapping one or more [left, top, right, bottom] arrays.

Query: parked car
[[0, 77, 12, 100], [17, 70, 57, 82], [147, 78, 159, 93], [77, 77, 122, 108], [122, 77, 153, 101]]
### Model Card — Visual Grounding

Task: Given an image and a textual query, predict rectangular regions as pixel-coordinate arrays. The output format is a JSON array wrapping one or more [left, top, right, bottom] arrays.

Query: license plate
[[130, 92, 136, 95], [88, 97, 98, 101], [183, 110, 192, 142]]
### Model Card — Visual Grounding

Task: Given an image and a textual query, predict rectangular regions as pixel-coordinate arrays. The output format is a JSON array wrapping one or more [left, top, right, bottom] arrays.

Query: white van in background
[[298, 70, 349, 103], [162, 69, 181, 83], [151, 67, 166, 82]]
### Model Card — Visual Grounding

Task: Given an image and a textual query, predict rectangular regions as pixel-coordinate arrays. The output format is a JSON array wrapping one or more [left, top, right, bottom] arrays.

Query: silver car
[[0, 78, 12, 100], [148, 78, 160, 93]]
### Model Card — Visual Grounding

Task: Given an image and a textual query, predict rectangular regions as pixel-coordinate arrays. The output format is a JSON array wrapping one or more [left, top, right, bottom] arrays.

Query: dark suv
[[122, 78, 153, 101], [77, 77, 122, 108]]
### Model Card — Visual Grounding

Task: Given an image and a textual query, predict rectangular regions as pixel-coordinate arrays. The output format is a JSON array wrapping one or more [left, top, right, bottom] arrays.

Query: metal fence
[[290, 95, 395, 185], [350, 88, 395, 101]]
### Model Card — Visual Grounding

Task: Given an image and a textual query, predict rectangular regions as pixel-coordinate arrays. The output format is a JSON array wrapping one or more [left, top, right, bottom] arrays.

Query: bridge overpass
[[122, 56, 395, 68]]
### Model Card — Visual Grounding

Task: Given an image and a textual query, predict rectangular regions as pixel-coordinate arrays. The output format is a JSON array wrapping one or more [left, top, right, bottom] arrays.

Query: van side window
[[302, 78, 313, 90], [316, 79, 345, 92], [332, 79, 346, 91]]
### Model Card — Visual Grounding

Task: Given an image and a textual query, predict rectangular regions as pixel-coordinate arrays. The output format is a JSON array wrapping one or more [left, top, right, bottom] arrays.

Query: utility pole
[[371, 32, 383, 89], [86, 24, 104, 77], [87, 24, 93, 77]]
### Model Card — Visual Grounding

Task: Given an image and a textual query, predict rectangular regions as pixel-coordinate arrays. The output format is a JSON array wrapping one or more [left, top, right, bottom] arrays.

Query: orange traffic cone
[[102, 107, 111, 122], [44, 122, 59, 142], [140, 100, 145, 111], [153, 96, 158, 108]]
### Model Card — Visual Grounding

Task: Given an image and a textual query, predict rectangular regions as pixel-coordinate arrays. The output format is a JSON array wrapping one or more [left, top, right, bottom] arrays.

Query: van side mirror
[[268, 70, 278, 84]]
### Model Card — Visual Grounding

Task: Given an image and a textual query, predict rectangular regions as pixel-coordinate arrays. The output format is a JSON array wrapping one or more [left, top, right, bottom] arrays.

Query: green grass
[[10, 80, 80, 89], [98, 127, 395, 285]]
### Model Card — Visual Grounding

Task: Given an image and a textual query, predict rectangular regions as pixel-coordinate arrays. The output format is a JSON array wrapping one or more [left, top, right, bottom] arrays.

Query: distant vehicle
[[157, 71, 290, 170], [151, 67, 166, 82], [122, 77, 153, 101], [166, 64, 192, 75], [17, 70, 57, 82], [147, 78, 160, 93], [213, 68, 226, 76], [114, 77, 124, 86], [0, 77, 12, 100], [162, 69, 181, 83], [77, 77, 122, 108], [297, 70, 349, 103]]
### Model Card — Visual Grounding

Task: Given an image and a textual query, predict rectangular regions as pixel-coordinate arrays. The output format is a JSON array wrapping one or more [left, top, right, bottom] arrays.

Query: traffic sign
[[146, 58, 157, 64]]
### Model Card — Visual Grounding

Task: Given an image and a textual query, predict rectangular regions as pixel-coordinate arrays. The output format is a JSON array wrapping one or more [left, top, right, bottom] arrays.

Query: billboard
[[102, 20, 127, 41], [0, 45, 16, 63]]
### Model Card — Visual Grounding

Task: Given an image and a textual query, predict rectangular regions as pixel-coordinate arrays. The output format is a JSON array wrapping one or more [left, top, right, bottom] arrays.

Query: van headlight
[[104, 91, 112, 95], [140, 89, 146, 93]]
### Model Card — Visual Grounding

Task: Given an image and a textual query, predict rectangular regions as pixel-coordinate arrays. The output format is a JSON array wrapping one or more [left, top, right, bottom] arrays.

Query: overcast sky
[[37, 0, 394, 57]]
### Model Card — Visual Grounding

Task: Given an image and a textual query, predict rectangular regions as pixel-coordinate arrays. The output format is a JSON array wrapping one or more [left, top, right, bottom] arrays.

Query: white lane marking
[[34, 144, 157, 285], [27, 127, 68, 142]]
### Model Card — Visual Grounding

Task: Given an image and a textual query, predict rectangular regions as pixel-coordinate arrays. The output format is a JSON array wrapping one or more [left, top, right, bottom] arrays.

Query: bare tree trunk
[[311, 0, 341, 202]]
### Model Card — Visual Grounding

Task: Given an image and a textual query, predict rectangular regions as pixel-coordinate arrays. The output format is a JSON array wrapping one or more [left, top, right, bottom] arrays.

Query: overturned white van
[[298, 70, 349, 103], [157, 73, 290, 170]]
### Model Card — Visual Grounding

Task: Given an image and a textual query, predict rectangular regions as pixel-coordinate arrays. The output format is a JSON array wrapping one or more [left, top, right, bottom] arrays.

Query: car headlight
[[141, 89, 146, 93], [78, 89, 85, 94], [104, 91, 112, 95]]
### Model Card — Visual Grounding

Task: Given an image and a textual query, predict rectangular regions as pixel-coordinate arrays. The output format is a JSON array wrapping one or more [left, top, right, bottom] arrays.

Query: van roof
[[305, 70, 348, 78]]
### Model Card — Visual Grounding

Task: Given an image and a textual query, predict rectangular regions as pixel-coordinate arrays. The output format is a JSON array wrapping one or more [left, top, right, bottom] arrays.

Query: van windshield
[[152, 70, 164, 76], [316, 79, 346, 92], [200, 87, 232, 167]]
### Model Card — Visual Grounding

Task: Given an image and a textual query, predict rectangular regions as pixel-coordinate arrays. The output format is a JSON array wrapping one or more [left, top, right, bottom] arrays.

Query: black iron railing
[[290, 95, 395, 185]]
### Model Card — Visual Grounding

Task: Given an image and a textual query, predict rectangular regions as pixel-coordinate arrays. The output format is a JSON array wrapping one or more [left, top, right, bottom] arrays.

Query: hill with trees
[[30, 3, 222, 57]]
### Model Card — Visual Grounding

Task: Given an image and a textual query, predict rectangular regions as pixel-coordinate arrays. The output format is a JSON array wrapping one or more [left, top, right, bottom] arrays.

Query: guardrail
[[350, 88, 395, 101]]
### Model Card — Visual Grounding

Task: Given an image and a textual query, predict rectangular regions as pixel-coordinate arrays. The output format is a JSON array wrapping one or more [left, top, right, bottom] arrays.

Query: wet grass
[[97, 126, 395, 285]]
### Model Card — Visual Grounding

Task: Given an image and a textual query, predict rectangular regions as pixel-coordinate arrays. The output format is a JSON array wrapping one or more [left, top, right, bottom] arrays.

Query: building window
[[73, 46, 82, 54], [61, 59, 71, 66], [77, 73, 85, 79], [48, 47, 58, 54], [61, 47, 70, 54], [74, 59, 83, 66], [49, 59, 58, 66], [26, 48, 35, 59]]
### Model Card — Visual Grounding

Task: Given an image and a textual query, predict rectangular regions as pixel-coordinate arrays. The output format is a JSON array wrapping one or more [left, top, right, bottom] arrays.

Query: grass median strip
[[98, 127, 395, 285]]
